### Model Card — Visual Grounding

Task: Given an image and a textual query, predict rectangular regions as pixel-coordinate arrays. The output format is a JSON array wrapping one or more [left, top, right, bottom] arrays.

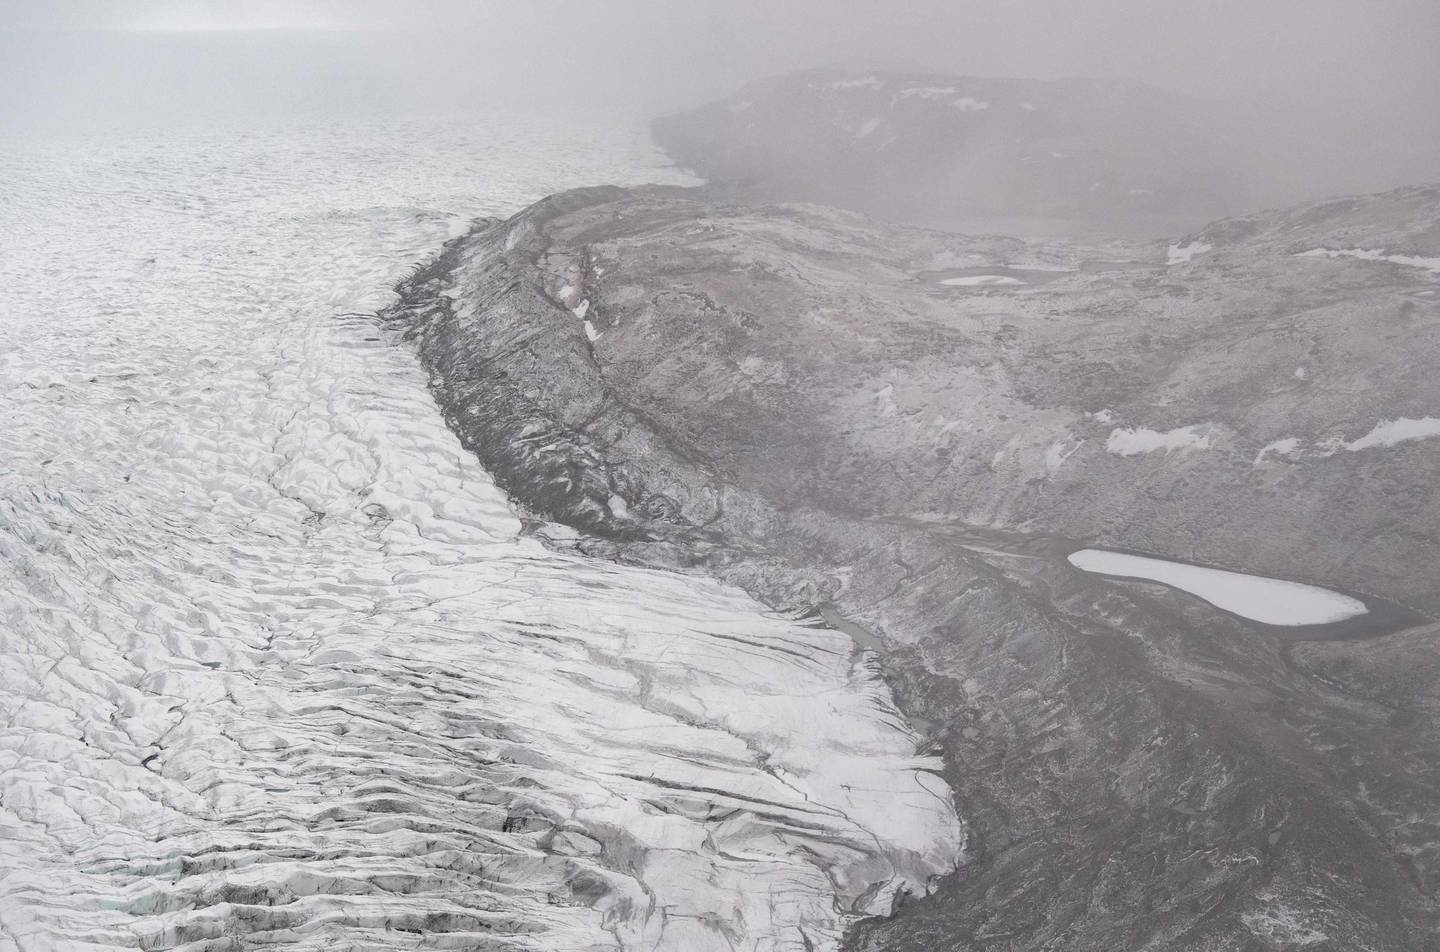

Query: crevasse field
[[0, 115, 962, 952]]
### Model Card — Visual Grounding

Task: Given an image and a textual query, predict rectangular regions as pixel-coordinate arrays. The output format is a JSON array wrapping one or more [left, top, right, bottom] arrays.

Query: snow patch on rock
[[1044, 438, 1085, 474], [1167, 241, 1212, 265], [898, 86, 959, 100], [829, 76, 886, 90], [1297, 247, 1440, 274], [1106, 424, 1213, 456], [1254, 437, 1302, 465], [1345, 416, 1440, 451]]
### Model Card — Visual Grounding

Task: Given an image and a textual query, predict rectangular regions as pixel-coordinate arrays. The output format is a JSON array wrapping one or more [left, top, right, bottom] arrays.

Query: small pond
[[925, 265, 1073, 289], [1068, 548, 1426, 641]]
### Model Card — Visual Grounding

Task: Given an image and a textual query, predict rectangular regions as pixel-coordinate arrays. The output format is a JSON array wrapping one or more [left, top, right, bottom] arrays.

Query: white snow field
[[1068, 550, 1368, 626], [0, 115, 962, 952]]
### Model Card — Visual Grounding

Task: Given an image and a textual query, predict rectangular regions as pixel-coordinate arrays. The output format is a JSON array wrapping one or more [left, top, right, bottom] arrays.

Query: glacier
[[0, 114, 962, 951]]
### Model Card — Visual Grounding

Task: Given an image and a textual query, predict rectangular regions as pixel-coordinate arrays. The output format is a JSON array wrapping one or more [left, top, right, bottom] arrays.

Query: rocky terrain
[[652, 66, 1251, 235], [386, 182, 1440, 951]]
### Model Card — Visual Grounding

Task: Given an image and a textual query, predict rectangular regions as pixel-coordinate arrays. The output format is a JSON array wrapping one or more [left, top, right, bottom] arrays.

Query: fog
[[2, 0, 1438, 202]]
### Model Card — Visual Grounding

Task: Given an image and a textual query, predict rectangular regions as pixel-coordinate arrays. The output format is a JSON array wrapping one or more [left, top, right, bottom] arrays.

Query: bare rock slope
[[387, 183, 1440, 951], [652, 66, 1248, 234]]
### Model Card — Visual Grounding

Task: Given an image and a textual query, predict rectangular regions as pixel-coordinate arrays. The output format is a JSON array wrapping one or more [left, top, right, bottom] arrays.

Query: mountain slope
[[387, 182, 1440, 951], [653, 66, 1250, 234]]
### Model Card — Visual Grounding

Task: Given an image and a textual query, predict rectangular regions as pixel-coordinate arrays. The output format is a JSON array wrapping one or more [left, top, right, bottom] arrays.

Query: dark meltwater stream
[[0, 116, 961, 952]]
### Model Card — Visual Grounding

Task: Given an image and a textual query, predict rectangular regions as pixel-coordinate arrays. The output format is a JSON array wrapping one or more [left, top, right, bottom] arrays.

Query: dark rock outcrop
[[385, 183, 1440, 951]]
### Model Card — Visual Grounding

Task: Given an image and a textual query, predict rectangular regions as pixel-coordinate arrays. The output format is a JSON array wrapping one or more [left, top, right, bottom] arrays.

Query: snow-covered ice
[[0, 115, 962, 952], [1068, 550, 1368, 626]]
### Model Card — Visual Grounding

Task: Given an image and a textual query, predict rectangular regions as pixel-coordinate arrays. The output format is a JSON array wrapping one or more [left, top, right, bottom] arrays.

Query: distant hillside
[[653, 66, 1251, 235], [1181, 183, 1440, 253]]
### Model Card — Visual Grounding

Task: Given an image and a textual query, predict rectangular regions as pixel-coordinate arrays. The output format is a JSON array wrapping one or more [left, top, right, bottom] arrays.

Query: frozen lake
[[0, 115, 961, 951], [930, 265, 1072, 289], [1067, 548, 1369, 626]]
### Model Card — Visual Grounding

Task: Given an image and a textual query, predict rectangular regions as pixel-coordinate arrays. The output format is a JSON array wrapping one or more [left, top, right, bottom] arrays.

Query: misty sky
[[7, 0, 1440, 103], [1, 0, 1436, 196], [6, 0, 1438, 102]]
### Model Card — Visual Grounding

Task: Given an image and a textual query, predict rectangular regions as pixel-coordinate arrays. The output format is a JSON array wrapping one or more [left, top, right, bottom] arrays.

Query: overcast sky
[[6, 0, 1439, 103], [2, 0, 1437, 190]]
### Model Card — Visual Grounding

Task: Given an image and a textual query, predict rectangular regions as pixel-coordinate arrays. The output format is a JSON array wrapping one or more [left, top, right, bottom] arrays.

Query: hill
[[652, 66, 1251, 235], [387, 182, 1440, 950]]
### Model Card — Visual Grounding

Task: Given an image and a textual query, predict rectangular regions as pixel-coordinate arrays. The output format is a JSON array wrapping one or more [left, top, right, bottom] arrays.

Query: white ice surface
[[1068, 550, 1368, 626], [0, 116, 962, 952]]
